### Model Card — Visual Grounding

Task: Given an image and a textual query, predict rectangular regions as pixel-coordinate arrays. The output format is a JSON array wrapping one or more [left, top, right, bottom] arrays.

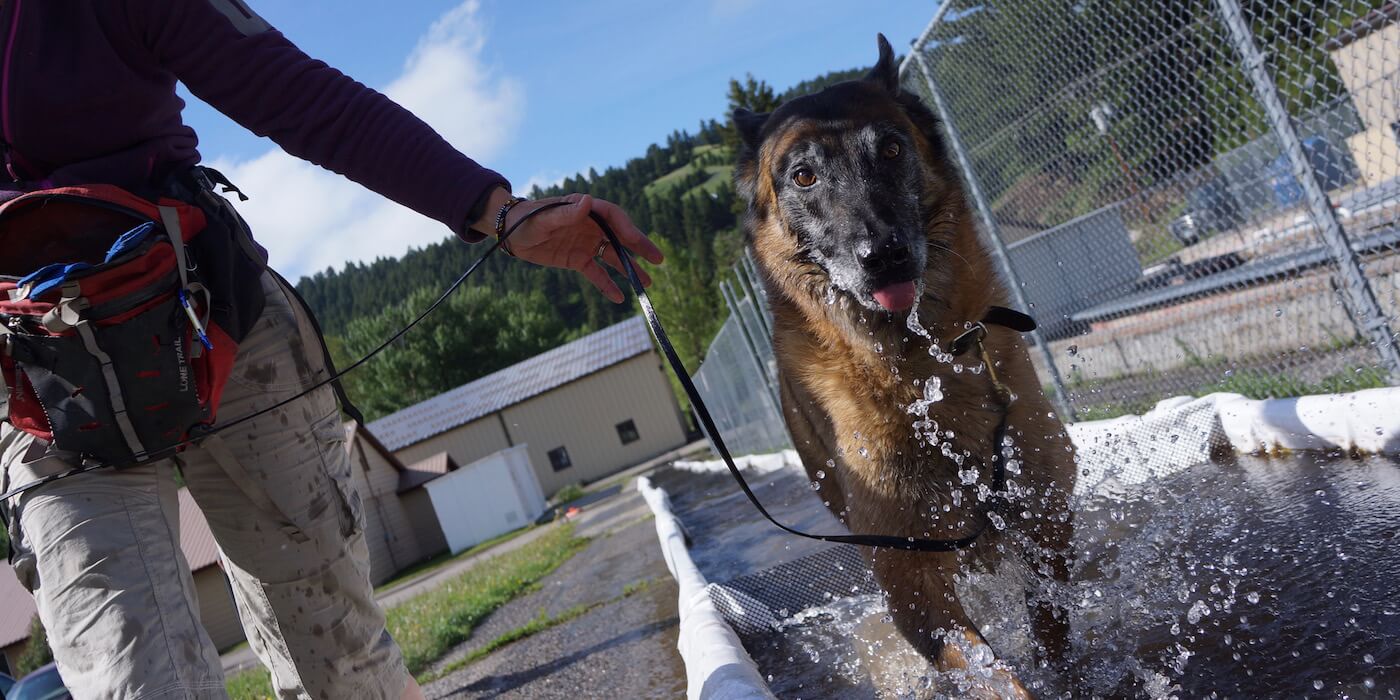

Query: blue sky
[[184, 0, 937, 279]]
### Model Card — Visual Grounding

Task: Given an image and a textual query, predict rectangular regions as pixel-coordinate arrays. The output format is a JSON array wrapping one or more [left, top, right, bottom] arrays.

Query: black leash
[[4, 201, 1034, 555]]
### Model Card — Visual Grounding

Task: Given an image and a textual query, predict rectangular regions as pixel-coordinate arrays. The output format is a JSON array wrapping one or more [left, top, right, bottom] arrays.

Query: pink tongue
[[872, 281, 918, 311]]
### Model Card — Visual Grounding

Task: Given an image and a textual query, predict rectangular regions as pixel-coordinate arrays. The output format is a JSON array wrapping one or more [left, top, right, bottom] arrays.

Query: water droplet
[[1187, 600, 1210, 624], [1274, 308, 1283, 318], [1067, 345, 1078, 356], [825, 459, 835, 468], [1363, 653, 1375, 664], [857, 447, 869, 458], [816, 470, 826, 479], [1246, 591, 1261, 604], [875, 342, 883, 353], [1313, 680, 1324, 690], [809, 480, 821, 491]]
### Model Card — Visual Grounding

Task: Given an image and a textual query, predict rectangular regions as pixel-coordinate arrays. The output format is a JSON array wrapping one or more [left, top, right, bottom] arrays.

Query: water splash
[[904, 376, 944, 447], [906, 308, 934, 341]]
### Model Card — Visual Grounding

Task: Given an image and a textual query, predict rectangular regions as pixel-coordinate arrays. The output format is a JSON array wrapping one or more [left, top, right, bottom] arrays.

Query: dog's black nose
[[859, 239, 912, 275]]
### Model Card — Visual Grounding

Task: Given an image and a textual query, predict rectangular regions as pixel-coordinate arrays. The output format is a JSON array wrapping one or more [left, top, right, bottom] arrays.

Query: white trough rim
[[637, 476, 776, 700]]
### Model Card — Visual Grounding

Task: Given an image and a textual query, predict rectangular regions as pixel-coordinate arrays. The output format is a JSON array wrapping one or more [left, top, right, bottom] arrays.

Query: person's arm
[[127, 0, 505, 240], [128, 0, 662, 300]]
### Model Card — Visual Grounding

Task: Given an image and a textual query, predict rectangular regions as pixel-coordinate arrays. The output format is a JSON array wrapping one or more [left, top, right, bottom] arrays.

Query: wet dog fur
[[734, 35, 1077, 691]]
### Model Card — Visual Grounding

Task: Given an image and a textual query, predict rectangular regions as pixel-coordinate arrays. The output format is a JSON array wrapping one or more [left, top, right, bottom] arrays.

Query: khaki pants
[[1, 272, 409, 699]]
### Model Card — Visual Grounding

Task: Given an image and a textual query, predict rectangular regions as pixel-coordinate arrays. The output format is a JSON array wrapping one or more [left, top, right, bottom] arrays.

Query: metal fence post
[[1216, 0, 1400, 383], [720, 279, 782, 410], [905, 49, 1079, 421], [738, 251, 776, 339]]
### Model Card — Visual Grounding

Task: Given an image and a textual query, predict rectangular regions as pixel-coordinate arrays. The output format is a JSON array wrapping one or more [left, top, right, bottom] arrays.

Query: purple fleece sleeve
[[126, 0, 506, 240]]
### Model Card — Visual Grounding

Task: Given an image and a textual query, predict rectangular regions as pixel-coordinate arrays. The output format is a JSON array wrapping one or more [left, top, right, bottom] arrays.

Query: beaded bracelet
[[493, 196, 528, 256]]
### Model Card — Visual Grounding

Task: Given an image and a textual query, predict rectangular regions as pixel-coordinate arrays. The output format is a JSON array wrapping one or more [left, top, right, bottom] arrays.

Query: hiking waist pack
[[0, 176, 266, 466]]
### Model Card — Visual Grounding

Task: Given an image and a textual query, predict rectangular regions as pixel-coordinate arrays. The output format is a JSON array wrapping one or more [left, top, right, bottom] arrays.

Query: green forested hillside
[[299, 67, 868, 420]]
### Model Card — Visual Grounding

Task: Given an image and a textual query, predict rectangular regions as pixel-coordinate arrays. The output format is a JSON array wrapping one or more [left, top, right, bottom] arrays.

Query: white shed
[[421, 444, 547, 554]]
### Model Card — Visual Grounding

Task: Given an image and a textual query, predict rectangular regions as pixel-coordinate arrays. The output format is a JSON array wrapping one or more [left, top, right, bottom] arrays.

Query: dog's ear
[[733, 108, 770, 152], [866, 33, 899, 94], [732, 109, 769, 208]]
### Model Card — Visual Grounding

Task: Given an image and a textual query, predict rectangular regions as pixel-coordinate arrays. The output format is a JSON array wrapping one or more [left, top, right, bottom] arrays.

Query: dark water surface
[[651, 452, 1400, 698]]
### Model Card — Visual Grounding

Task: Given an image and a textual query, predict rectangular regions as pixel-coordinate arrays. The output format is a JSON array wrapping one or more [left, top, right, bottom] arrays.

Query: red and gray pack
[[0, 178, 266, 465]]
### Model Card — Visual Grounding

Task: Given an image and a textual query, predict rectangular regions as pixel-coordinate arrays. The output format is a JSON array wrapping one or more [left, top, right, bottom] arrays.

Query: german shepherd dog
[[734, 36, 1077, 694]]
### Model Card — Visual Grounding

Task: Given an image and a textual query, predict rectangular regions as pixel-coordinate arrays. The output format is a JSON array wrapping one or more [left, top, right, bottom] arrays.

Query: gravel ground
[[423, 487, 685, 699]]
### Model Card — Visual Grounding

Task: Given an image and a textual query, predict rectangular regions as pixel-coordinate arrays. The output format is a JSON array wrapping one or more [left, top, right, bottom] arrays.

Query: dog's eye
[[882, 141, 901, 159], [793, 168, 817, 188]]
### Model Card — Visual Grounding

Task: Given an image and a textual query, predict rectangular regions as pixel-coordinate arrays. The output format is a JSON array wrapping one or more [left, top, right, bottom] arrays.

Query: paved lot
[[423, 487, 685, 698]]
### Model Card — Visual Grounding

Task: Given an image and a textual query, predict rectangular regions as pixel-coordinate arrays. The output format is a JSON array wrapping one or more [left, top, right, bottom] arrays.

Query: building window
[[615, 419, 640, 445], [548, 446, 572, 472]]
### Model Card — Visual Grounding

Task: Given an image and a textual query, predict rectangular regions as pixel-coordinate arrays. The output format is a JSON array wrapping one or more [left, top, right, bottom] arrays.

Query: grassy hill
[[643, 144, 734, 198]]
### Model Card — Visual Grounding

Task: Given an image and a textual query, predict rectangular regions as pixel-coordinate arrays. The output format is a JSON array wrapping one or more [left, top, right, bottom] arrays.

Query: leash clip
[[950, 321, 1014, 403], [949, 322, 987, 357]]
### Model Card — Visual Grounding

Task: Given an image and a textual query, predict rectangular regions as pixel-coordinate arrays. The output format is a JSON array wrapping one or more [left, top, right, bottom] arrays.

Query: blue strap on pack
[[16, 222, 156, 300]]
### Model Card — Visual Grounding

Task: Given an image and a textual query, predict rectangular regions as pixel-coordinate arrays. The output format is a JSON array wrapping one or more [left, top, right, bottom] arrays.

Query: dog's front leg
[[870, 549, 1033, 699], [1020, 504, 1075, 670]]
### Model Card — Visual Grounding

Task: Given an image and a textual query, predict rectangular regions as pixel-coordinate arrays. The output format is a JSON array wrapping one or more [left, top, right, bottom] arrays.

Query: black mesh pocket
[[7, 296, 208, 464]]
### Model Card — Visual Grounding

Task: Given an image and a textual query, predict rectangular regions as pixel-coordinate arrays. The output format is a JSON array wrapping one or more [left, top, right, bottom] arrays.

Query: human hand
[[496, 192, 663, 304]]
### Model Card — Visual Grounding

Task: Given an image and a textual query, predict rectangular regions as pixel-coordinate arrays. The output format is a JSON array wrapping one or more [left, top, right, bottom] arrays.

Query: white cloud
[[210, 0, 523, 279]]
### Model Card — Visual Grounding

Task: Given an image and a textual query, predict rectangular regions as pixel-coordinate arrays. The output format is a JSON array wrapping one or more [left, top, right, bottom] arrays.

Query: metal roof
[[0, 488, 221, 650], [368, 316, 655, 451]]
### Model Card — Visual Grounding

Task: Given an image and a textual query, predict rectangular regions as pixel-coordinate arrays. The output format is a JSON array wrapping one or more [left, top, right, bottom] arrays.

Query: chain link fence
[[689, 250, 791, 456], [900, 0, 1400, 420]]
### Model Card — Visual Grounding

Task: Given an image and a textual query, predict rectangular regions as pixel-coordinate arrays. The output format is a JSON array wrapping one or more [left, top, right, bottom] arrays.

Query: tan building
[[346, 422, 451, 582], [1328, 2, 1399, 188], [370, 316, 691, 498]]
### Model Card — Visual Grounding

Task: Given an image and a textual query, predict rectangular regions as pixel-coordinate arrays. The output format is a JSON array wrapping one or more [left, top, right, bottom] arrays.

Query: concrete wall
[[393, 352, 689, 499], [500, 353, 688, 496], [400, 488, 448, 559], [192, 568, 244, 652], [347, 436, 426, 585], [1027, 254, 1400, 402]]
